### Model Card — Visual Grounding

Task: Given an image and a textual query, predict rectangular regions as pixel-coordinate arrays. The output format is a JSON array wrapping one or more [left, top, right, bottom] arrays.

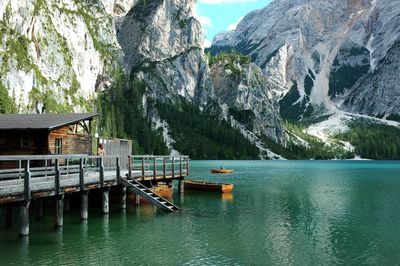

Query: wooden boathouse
[[0, 114, 189, 236], [0, 113, 96, 168]]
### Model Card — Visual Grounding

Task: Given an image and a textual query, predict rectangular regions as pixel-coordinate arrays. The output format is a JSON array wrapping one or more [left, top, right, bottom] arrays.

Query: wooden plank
[[24, 160, 31, 200], [99, 157, 104, 187], [55, 159, 60, 195], [79, 158, 84, 191]]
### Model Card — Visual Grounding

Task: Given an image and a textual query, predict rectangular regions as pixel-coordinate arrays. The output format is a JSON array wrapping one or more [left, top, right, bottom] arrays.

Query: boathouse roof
[[0, 113, 97, 130]]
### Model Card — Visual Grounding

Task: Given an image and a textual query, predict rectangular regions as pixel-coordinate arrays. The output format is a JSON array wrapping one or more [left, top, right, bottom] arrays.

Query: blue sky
[[195, 0, 272, 47]]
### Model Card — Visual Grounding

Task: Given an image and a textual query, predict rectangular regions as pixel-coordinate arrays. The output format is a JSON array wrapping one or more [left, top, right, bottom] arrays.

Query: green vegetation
[[260, 121, 353, 160], [0, 83, 17, 113], [279, 82, 312, 122], [206, 50, 251, 65], [335, 119, 400, 160], [97, 71, 168, 155], [229, 108, 255, 126], [329, 47, 370, 97], [157, 101, 260, 159], [304, 69, 315, 96], [387, 113, 400, 123], [206, 50, 251, 79]]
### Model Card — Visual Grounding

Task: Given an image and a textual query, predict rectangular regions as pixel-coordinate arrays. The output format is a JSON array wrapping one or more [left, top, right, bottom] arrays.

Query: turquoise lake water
[[0, 160, 400, 265]]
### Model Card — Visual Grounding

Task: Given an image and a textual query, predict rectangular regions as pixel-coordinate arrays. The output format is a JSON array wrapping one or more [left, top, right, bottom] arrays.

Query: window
[[20, 135, 30, 148], [55, 138, 62, 154]]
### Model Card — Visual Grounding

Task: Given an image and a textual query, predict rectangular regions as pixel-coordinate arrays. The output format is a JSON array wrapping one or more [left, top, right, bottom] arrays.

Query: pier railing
[[128, 155, 189, 181], [0, 154, 189, 204]]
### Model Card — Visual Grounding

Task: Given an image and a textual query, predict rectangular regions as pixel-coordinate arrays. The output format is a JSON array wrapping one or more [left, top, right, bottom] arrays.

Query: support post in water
[[81, 190, 89, 220], [102, 188, 110, 214], [19, 200, 30, 236], [178, 179, 184, 194], [55, 195, 64, 227], [120, 186, 127, 209]]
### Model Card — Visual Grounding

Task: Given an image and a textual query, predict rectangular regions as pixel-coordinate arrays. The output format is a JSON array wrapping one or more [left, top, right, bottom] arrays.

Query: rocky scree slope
[[210, 0, 400, 121]]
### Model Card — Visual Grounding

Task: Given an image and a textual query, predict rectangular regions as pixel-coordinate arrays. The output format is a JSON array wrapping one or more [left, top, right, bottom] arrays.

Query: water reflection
[[222, 193, 233, 201], [1, 161, 399, 265]]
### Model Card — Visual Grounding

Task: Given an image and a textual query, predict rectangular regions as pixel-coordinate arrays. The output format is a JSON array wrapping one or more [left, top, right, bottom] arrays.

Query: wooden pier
[[0, 154, 189, 236]]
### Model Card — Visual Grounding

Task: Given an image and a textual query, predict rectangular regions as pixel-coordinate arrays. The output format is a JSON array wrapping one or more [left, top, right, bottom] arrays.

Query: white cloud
[[227, 16, 244, 31], [197, 15, 213, 28], [203, 39, 212, 48], [199, 0, 258, 4]]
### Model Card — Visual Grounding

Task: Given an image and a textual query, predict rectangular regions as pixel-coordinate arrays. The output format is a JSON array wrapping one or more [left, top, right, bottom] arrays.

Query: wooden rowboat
[[210, 169, 234, 174], [184, 180, 234, 193], [126, 184, 174, 203]]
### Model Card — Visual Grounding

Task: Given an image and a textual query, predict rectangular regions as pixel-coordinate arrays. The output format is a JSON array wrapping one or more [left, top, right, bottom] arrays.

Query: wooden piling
[[55, 195, 64, 227], [102, 188, 110, 214], [178, 179, 184, 194], [81, 191, 89, 220], [19, 201, 30, 236], [120, 186, 127, 209]]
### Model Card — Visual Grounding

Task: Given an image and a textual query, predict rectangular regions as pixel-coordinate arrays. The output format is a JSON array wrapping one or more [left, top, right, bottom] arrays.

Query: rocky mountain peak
[[210, 0, 400, 120]]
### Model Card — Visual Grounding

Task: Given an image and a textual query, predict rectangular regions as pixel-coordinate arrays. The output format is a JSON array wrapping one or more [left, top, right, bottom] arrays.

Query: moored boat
[[184, 180, 234, 193], [210, 169, 234, 174], [126, 183, 174, 203]]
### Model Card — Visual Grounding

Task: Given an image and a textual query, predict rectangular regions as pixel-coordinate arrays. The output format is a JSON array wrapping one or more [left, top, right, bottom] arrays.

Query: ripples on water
[[0, 161, 399, 265]]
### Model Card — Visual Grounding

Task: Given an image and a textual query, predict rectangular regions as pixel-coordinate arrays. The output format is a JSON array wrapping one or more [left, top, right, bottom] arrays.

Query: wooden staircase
[[120, 179, 180, 212]]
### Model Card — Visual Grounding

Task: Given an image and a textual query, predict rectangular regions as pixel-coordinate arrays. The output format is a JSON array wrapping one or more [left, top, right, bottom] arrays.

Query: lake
[[1, 160, 400, 265]]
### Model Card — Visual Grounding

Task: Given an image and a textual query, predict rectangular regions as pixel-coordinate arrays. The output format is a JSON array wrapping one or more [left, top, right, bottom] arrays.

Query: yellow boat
[[184, 180, 234, 193], [210, 169, 234, 174]]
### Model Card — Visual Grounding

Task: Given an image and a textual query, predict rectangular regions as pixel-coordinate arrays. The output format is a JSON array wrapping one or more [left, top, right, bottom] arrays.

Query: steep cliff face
[[209, 54, 285, 143], [210, 0, 400, 120], [0, 0, 124, 113], [118, 0, 213, 106]]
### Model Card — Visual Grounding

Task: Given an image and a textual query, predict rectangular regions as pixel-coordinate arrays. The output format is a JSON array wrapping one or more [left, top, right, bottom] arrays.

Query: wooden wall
[[0, 123, 92, 169], [48, 126, 92, 155], [0, 130, 48, 156], [0, 130, 48, 168]]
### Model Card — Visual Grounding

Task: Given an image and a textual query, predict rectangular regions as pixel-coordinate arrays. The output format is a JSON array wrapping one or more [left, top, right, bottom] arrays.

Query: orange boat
[[126, 184, 174, 203], [184, 180, 234, 193], [210, 169, 234, 174]]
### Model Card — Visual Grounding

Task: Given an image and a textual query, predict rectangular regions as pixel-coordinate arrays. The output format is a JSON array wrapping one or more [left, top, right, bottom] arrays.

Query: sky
[[195, 0, 272, 48]]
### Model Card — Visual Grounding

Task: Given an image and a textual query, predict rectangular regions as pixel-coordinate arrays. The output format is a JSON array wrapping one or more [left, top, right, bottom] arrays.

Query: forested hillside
[[157, 101, 260, 159]]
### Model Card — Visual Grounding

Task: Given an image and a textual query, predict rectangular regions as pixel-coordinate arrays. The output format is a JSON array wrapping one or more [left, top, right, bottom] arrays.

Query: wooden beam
[[55, 159, 60, 195], [24, 160, 31, 201], [99, 157, 104, 187]]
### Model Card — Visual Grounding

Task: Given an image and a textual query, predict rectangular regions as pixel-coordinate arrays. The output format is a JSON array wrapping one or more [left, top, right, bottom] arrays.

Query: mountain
[[208, 52, 285, 145], [1, 0, 399, 159], [116, 0, 284, 157], [209, 0, 400, 121], [0, 0, 135, 113], [117, 0, 212, 106]]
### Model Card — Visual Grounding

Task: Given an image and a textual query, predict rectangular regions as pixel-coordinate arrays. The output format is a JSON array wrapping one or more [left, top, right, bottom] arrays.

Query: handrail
[[0, 154, 189, 161]]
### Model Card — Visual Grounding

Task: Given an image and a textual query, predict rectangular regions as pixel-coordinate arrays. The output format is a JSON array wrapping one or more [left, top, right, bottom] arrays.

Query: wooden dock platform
[[0, 154, 189, 235]]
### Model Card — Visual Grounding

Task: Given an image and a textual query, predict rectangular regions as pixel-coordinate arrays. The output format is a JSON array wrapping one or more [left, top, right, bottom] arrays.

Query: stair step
[[122, 179, 180, 212]]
